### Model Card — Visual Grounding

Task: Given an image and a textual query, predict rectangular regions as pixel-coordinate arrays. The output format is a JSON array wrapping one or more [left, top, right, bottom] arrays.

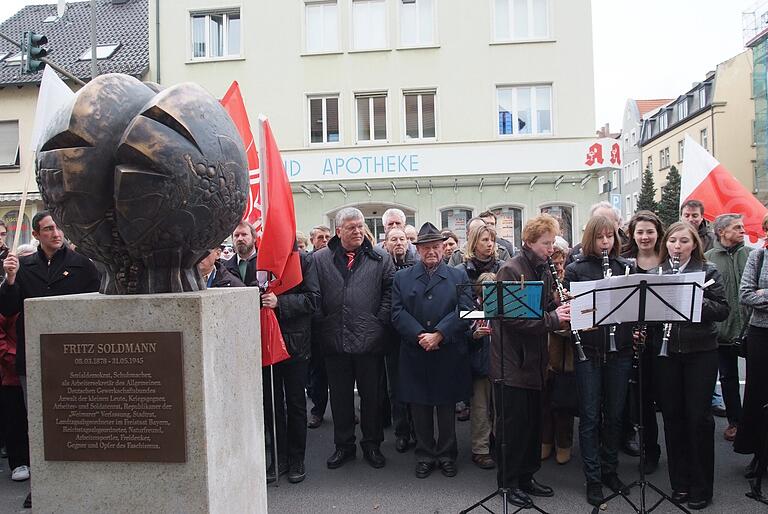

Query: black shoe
[[587, 482, 604, 506], [395, 437, 410, 453], [440, 460, 457, 477], [507, 489, 533, 508], [622, 434, 641, 457], [327, 447, 356, 469], [266, 461, 288, 484], [602, 473, 628, 494], [671, 491, 689, 503], [363, 447, 386, 469], [23, 493, 31, 509], [415, 461, 435, 479], [520, 477, 554, 497], [687, 498, 710, 510], [308, 414, 323, 429], [287, 461, 306, 483]]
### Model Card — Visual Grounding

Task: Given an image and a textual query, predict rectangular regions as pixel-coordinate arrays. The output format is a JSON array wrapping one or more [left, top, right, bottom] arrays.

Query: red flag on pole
[[220, 82, 262, 236], [256, 116, 303, 296], [681, 134, 768, 245]]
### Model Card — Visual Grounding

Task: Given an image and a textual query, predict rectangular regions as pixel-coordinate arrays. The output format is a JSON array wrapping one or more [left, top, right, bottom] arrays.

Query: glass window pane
[[442, 208, 472, 246], [535, 86, 551, 134], [492, 207, 522, 249], [513, 0, 528, 39], [422, 93, 435, 138], [209, 15, 224, 57], [326, 98, 339, 142], [357, 98, 371, 140], [532, 0, 548, 38], [227, 14, 240, 55], [323, 3, 338, 51], [498, 88, 513, 135], [516, 87, 531, 134], [400, 2, 417, 46], [419, 0, 434, 44], [353, 0, 386, 50], [405, 95, 419, 139], [306, 4, 323, 52], [310, 99, 324, 143], [373, 96, 387, 140], [495, 0, 509, 40], [192, 16, 206, 57], [541, 205, 573, 246], [0, 121, 19, 165]]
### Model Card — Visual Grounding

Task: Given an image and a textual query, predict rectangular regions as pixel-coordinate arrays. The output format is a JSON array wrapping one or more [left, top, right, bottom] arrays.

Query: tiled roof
[[636, 99, 673, 118], [0, 0, 148, 86]]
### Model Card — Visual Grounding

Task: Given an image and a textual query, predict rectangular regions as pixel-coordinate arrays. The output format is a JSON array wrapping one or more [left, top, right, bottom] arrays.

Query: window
[[352, 0, 387, 50], [630, 129, 636, 145], [441, 208, 473, 245], [190, 9, 240, 59], [404, 90, 436, 140], [308, 96, 340, 144], [306, 1, 338, 53], [677, 100, 688, 121], [494, 0, 549, 41], [625, 195, 631, 218], [647, 156, 653, 173], [611, 170, 618, 190], [659, 111, 668, 132], [0, 121, 19, 167], [491, 206, 523, 249], [540, 205, 573, 245], [632, 192, 639, 213], [4, 53, 22, 65], [659, 147, 670, 169], [497, 85, 552, 136], [356, 93, 387, 141], [678, 139, 684, 161], [400, 0, 434, 46], [78, 44, 121, 61], [700, 127, 708, 150], [698, 88, 707, 109], [597, 176, 607, 194]]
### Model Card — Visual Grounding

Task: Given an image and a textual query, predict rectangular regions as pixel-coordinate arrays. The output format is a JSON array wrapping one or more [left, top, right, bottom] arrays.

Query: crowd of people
[[0, 202, 766, 511]]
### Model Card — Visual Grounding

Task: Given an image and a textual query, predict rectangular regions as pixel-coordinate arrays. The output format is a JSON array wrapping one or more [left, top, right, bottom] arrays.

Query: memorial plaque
[[40, 332, 186, 462]]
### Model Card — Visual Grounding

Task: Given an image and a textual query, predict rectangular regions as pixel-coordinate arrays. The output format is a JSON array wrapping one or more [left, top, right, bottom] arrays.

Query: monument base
[[25, 288, 266, 513]]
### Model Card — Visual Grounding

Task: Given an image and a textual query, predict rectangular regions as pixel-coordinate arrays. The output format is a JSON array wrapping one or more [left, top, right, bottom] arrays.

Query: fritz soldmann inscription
[[40, 332, 185, 462]]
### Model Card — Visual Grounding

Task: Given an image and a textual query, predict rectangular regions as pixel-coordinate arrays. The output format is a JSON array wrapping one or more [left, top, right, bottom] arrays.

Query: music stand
[[459, 280, 549, 514], [571, 277, 706, 514]]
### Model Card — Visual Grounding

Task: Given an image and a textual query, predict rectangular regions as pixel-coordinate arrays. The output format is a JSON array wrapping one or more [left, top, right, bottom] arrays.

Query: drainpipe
[[155, 0, 161, 83]]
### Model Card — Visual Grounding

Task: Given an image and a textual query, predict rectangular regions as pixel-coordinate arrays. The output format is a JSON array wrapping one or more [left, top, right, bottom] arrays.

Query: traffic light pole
[[0, 31, 86, 86]]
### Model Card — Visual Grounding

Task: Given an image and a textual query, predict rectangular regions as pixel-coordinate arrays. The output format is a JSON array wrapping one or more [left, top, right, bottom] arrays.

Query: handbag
[[549, 339, 579, 417]]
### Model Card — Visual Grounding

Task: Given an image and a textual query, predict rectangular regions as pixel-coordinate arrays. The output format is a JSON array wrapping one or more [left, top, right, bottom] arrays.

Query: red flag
[[681, 134, 768, 245], [220, 82, 262, 236], [260, 309, 290, 367], [257, 117, 303, 296]]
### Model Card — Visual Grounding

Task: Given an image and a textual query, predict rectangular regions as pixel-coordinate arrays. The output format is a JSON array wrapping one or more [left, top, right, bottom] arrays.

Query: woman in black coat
[[652, 222, 728, 510]]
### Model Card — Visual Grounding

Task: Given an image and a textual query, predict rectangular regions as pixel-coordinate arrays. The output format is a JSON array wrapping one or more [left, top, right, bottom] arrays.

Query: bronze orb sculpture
[[36, 73, 249, 294]]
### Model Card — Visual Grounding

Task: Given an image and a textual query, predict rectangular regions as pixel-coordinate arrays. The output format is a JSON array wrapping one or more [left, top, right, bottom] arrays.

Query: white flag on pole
[[29, 66, 74, 151]]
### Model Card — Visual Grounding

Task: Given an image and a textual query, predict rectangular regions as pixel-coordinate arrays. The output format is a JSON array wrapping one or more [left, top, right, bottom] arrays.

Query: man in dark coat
[[307, 225, 332, 429], [224, 221, 259, 285], [490, 214, 570, 508], [391, 222, 472, 479], [313, 207, 394, 470]]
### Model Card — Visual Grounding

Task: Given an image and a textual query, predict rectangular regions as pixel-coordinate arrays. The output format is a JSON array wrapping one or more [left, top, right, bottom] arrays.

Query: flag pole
[[258, 115, 280, 485], [11, 156, 34, 254]]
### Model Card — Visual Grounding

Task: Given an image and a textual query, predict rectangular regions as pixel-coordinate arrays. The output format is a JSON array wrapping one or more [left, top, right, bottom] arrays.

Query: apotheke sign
[[280, 138, 620, 183]]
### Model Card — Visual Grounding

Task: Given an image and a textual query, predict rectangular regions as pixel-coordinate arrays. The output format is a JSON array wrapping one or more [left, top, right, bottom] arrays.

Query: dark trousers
[[575, 355, 631, 484], [262, 359, 309, 466], [654, 350, 718, 501], [306, 346, 328, 418], [0, 386, 28, 470], [629, 348, 661, 461], [411, 403, 456, 464], [541, 371, 574, 449], [385, 348, 411, 439], [717, 345, 742, 425], [326, 353, 384, 451], [494, 384, 541, 488]]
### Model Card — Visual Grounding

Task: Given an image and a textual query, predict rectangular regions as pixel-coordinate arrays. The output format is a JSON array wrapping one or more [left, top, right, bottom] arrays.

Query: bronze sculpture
[[36, 73, 249, 294]]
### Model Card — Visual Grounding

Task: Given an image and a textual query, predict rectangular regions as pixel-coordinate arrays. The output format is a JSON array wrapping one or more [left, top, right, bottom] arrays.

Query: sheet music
[[569, 272, 705, 330]]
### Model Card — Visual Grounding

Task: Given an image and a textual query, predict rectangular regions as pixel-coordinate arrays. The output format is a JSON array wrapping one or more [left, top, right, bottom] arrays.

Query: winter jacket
[[651, 258, 728, 354], [489, 246, 561, 391], [0, 245, 100, 375], [564, 253, 635, 358], [223, 251, 258, 286], [207, 260, 246, 288], [274, 251, 320, 361], [697, 221, 715, 253], [449, 245, 511, 267], [704, 241, 750, 343], [313, 236, 395, 355], [739, 248, 768, 329]]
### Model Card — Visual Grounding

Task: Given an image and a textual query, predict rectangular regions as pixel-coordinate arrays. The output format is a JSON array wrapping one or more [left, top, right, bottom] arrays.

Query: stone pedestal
[[25, 288, 267, 513]]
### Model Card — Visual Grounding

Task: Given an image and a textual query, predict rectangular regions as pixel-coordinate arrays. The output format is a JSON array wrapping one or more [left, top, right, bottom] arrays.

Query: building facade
[[639, 50, 755, 202], [745, 3, 768, 202], [151, 0, 616, 246]]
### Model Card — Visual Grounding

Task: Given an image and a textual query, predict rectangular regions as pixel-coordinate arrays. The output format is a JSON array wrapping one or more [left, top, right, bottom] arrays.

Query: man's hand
[[418, 331, 443, 351], [472, 325, 491, 340], [2, 253, 18, 285], [261, 292, 278, 309], [555, 303, 571, 330]]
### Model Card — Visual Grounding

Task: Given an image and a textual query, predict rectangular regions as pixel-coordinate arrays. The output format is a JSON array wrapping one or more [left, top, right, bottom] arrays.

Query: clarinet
[[602, 250, 618, 353], [547, 257, 588, 362], [659, 254, 681, 357]]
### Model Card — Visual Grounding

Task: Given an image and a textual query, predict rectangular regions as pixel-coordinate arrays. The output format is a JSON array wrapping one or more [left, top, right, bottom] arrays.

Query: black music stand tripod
[[458, 279, 549, 514]]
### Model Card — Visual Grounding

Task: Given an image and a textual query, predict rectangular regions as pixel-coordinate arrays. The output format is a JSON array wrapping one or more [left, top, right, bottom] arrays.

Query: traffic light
[[23, 31, 48, 74]]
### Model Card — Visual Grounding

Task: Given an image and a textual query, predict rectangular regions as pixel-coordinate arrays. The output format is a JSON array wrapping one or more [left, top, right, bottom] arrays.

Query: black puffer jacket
[[650, 258, 728, 354], [314, 236, 395, 355], [208, 260, 245, 288], [275, 251, 320, 361], [564, 253, 635, 359]]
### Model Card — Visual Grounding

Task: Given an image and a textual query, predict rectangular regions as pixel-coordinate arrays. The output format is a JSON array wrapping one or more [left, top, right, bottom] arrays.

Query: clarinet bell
[[608, 327, 618, 353], [658, 338, 669, 358]]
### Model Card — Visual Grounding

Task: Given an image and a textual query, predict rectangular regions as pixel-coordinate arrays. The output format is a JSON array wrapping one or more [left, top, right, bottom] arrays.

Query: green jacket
[[705, 241, 751, 343]]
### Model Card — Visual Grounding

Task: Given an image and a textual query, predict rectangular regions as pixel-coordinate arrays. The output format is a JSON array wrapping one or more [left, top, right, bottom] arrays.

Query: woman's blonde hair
[[581, 215, 621, 257], [464, 224, 497, 261]]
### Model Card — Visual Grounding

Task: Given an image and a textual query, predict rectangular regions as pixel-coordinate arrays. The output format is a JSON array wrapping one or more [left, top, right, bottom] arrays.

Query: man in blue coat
[[392, 222, 473, 479]]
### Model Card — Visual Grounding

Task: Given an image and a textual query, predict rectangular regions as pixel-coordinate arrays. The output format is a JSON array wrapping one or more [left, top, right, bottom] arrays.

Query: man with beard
[[224, 221, 259, 285]]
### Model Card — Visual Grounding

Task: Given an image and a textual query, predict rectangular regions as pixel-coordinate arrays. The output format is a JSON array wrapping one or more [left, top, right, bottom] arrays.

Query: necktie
[[239, 259, 247, 281], [346, 251, 356, 270]]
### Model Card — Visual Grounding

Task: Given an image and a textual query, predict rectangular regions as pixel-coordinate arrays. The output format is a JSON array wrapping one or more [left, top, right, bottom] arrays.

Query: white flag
[[29, 66, 74, 151]]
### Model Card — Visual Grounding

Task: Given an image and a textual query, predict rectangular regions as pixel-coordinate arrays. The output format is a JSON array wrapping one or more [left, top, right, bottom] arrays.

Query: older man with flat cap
[[392, 222, 473, 479]]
